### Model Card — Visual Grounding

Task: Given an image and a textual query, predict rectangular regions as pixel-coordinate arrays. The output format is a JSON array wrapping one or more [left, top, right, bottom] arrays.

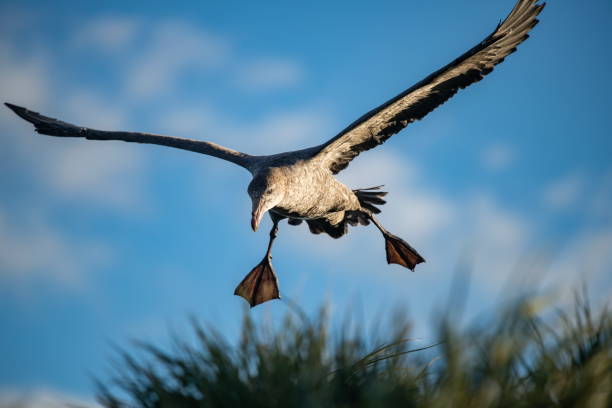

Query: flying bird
[[5, 0, 545, 307]]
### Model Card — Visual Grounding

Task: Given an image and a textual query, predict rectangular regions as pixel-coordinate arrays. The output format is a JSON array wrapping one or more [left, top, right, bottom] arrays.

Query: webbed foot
[[383, 232, 425, 271], [234, 257, 281, 307]]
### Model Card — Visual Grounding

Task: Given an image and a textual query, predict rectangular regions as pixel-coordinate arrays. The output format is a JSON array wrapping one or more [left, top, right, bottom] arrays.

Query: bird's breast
[[271, 164, 359, 219]]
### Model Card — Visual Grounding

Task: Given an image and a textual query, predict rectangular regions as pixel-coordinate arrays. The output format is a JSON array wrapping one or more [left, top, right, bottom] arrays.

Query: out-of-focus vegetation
[[98, 293, 611, 408]]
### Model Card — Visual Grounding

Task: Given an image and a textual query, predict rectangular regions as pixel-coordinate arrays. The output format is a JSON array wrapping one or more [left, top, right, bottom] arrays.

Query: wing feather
[[4, 103, 253, 169], [314, 0, 545, 174]]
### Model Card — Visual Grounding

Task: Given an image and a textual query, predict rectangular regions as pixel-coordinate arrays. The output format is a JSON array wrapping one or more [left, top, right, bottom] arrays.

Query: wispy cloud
[[158, 104, 331, 154], [47, 91, 147, 210], [590, 170, 612, 219], [61, 90, 127, 129], [0, 40, 49, 107], [0, 388, 100, 408], [481, 142, 515, 172], [123, 21, 228, 99], [74, 16, 140, 53], [47, 141, 146, 210], [542, 173, 584, 210], [75, 17, 304, 97], [240, 108, 329, 153], [1, 21, 149, 212], [234, 58, 303, 91], [0, 206, 111, 291], [545, 228, 612, 302], [460, 194, 530, 285], [339, 151, 453, 242]]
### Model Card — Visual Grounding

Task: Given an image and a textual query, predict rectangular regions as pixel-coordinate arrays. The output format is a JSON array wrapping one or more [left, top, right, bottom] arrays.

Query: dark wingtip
[[4, 102, 23, 114], [4, 102, 37, 124]]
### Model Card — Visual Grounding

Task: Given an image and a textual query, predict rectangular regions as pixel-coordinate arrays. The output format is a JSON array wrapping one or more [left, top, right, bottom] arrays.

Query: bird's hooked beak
[[251, 198, 268, 232]]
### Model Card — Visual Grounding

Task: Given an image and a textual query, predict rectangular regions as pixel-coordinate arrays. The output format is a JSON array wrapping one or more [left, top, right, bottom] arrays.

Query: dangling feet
[[368, 214, 425, 271], [383, 232, 425, 271], [235, 215, 282, 307], [234, 255, 280, 307]]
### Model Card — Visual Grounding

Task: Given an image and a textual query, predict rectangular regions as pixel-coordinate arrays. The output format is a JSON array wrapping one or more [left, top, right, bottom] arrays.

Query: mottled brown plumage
[[5, 0, 545, 307]]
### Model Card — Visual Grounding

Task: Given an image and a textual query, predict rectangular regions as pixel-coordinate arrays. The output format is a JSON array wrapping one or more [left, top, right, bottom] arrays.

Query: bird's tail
[[353, 186, 387, 214], [302, 187, 389, 239]]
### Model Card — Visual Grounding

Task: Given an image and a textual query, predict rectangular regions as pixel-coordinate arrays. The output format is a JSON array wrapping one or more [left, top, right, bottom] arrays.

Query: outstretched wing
[[314, 0, 545, 174], [4, 103, 253, 170]]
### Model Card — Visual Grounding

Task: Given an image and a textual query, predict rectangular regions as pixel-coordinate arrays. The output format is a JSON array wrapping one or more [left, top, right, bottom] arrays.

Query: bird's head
[[247, 173, 284, 232]]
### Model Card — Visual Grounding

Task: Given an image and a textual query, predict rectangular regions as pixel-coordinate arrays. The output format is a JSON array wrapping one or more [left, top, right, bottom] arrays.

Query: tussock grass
[[97, 292, 611, 408]]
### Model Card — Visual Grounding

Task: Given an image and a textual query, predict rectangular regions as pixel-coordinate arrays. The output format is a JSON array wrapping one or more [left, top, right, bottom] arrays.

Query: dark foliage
[[98, 293, 611, 408]]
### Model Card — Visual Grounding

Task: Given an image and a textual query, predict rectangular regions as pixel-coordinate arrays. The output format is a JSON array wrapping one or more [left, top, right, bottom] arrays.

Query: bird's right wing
[[312, 0, 545, 175], [4, 103, 253, 170]]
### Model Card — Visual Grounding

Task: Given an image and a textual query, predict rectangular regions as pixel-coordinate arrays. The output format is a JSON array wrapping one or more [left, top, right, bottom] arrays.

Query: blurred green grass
[[98, 292, 611, 408]]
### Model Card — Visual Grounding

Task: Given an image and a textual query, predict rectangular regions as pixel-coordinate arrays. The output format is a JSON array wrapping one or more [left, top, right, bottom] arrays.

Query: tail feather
[[354, 186, 387, 215], [302, 186, 389, 239], [306, 218, 347, 238]]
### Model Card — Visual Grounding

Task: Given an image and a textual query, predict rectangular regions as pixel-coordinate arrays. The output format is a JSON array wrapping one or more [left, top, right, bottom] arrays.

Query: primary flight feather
[[5, 0, 545, 307]]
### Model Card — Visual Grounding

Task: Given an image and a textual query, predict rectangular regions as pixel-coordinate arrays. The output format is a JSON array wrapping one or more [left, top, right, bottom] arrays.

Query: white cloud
[[469, 196, 526, 250], [243, 109, 329, 153], [338, 150, 419, 188], [41, 91, 148, 210], [48, 141, 146, 210], [0, 388, 100, 408], [339, 151, 453, 242], [235, 58, 303, 91], [0, 40, 49, 108], [0, 22, 148, 211], [481, 143, 514, 171], [0, 207, 110, 290], [542, 173, 583, 210], [569, 231, 612, 282], [157, 106, 331, 155], [542, 229, 612, 303], [75, 18, 303, 98], [125, 21, 228, 99], [157, 104, 219, 137], [0, 20, 121, 292], [461, 195, 530, 284], [75, 16, 140, 53], [590, 170, 612, 219], [390, 190, 455, 242], [2, 87, 147, 211], [62, 90, 127, 129]]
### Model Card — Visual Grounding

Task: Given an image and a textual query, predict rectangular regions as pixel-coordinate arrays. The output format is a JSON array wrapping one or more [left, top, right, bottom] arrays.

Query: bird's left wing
[[313, 0, 545, 174]]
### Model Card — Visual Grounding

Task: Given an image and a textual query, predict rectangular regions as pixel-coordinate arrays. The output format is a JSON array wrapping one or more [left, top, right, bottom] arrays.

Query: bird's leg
[[368, 213, 425, 271], [234, 217, 282, 307]]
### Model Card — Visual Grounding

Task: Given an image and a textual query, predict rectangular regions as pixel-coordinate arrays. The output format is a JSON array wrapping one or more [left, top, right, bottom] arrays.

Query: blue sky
[[1, 0, 611, 405]]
